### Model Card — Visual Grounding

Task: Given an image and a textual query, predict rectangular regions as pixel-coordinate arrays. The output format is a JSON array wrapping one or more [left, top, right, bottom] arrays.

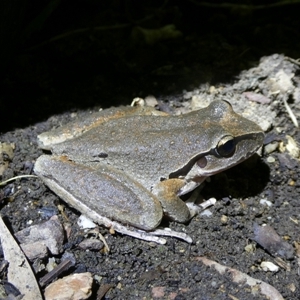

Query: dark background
[[1, 0, 299, 132]]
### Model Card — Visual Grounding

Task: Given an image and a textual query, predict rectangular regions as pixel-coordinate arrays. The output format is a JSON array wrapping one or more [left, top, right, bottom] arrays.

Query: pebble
[[15, 215, 64, 255], [259, 199, 273, 207], [78, 238, 103, 251], [261, 261, 279, 272], [20, 241, 48, 261], [264, 142, 278, 155], [77, 215, 97, 229], [151, 286, 165, 298], [220, 215, 228, 224], [267, 156, 276, 163], [44, 272, 93, 300], [244, 244, 255, 253], [253, 223, 294, 259], [200, 210, 213, 217]]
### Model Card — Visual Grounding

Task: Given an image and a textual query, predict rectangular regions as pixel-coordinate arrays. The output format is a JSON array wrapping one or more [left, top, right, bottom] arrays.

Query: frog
[[34, 100, 264, 244]]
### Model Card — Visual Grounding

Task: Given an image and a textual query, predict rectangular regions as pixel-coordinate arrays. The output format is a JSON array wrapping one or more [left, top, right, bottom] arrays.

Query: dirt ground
[[1, 2, 300, 300]]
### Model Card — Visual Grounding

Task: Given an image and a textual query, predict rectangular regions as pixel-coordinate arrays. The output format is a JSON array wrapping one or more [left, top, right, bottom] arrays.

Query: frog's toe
[[186, 198, 217, 218], [186, 202, 202, 218]]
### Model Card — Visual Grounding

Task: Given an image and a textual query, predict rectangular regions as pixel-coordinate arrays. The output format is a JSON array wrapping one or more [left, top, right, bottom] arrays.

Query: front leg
[[152, 178, 200, 223], [152, 178, 215, 222]]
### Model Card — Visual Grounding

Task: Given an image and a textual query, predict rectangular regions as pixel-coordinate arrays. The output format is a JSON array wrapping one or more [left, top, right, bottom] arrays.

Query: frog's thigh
[[152, 179, 191, 223], [34, 155, 163, 231]]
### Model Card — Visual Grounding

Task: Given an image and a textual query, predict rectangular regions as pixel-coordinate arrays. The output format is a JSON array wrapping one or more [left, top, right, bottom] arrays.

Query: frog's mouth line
[[176, 149, 261, 197], [170, 133, 263, 180]]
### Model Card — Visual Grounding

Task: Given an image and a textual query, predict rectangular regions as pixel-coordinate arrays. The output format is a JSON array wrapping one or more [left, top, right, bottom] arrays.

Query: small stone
[[62, 252, 76, 267], [109, 227, 115, 235], [260, 261, 279, 272], [220, 215, 228, 224], [190, 94, 209, 110], [264, 142, 278, 155], [294, 241, 300, 257], [209, 86, 216, 94], [287, 283, 296, 292], [46, 257, 57, 272], [243, 92, 271, 104], [116, 282, 122, 289], [151, 286, 165, 298], [259, 199, 272, 207], [20, 241, 48, 261], [286, 135, 300, 158], [32, 258, 46, 274], [77, 215, 97, 229], [244, 244, 255, 253], [144, 95, 158, 107], [200, 209, 213, 217], [44, 272, 93, 300], [267, 156, 276, 163], [277, 153, 298, 169], [78, 238, 103, 251], [253, 223, 294, 259], [288, 179, 295, 186], [15, 215, 64, 255]]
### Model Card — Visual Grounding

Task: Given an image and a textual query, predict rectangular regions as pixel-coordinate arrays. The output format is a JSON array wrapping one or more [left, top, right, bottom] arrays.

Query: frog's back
[[41, 101, 263, 190]]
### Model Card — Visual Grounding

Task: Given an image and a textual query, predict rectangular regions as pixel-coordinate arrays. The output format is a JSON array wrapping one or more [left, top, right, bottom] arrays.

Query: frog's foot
[[186, 198, 217, 218], [114, 225, 193, 244], [184, 183, 217, 217], [146, 227, 193, 243], [81, 216, 193, 244], [65, 198, 192, 244], [109, 222, 193, 244]]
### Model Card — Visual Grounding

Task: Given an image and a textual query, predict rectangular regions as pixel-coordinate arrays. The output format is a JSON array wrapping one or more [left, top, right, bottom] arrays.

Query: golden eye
[[216, 135, 235, 157]]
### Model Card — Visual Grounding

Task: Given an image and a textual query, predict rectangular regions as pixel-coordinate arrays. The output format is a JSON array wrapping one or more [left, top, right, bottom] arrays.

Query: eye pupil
[[216, 136, 236, 157]]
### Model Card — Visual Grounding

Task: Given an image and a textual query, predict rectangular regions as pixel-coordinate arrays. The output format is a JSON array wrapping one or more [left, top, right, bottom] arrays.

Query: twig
[[0, 215, 42, 299], [39, 259, 75, 287], [0, 175, 38, 186], [188, 0, 300, 10], [283, 98, 299, 127], [98, 232, 110, 253], [285, 56, 300, 66], [27, 23, 130, 51]]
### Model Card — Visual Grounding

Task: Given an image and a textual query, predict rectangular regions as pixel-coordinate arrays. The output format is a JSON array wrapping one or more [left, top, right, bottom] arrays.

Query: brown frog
[[34, 100, 264, 243]]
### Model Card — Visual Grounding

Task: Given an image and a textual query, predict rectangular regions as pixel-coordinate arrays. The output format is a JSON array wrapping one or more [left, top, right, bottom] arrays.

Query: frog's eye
[[216, 135, 235, 157]]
